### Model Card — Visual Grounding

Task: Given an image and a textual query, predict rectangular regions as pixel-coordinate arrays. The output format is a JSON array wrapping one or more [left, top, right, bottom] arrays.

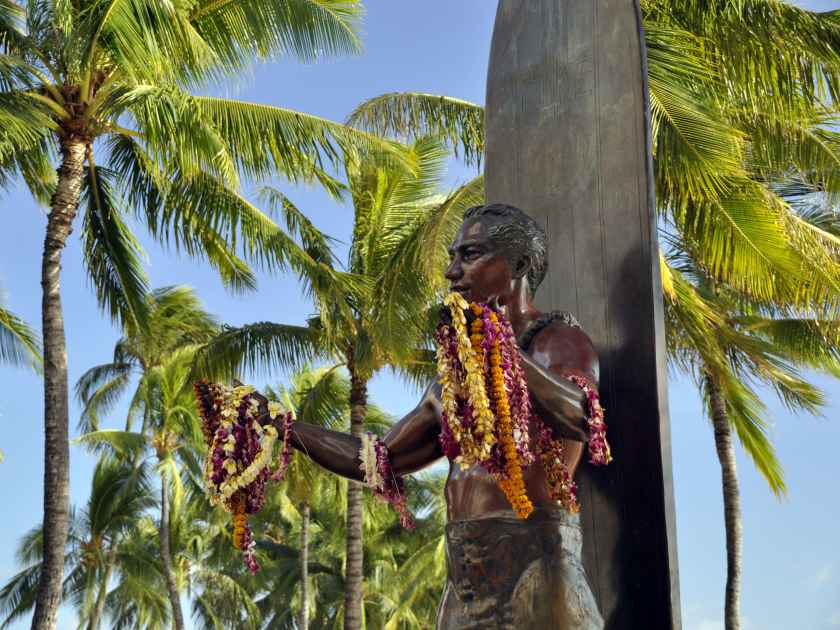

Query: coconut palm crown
[[0, 2, 406, 626]]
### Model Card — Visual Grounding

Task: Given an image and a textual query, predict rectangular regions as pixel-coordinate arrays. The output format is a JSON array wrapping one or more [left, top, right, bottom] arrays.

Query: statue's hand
[[488, 296, 509, 321], [233, 382, 272, 422]]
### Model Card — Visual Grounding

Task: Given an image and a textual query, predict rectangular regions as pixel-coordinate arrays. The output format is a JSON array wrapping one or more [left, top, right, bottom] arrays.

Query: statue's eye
[[463, 249, 482, 261]]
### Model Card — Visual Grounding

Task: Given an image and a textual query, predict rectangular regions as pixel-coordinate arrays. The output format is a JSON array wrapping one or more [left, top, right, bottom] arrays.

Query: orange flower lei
[[437, 294, 611, 520], [232, 494, 247, 549], [470, 306, 533, 519]]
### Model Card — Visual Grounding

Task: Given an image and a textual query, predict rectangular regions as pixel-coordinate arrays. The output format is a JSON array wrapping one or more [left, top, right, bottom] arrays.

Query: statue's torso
[[443, 313, 588, 522], [444, 417, 583, 522]]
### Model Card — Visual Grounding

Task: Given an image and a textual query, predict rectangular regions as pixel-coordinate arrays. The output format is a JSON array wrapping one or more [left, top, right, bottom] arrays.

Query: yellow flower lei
[[442, 292, 496, 466], [438, 296, 534, 518]]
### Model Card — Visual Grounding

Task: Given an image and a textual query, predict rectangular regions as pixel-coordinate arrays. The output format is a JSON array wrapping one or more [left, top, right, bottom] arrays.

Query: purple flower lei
[[565, 374, 612, 466], [195, 382, 297, 572], [271, 411, 295, 481], [361, 433, 415, 529], [434, 301, 613, 513]]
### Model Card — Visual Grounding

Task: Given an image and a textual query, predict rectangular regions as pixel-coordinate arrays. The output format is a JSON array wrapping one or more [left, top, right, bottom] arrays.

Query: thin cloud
[[811, 564, 833, 590]]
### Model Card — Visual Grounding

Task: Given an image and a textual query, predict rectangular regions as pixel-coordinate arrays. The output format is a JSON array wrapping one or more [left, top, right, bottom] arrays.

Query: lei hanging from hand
[[435, 292, 612, 517], [194, 381, 294, 573], [358, 433, 415, 529]]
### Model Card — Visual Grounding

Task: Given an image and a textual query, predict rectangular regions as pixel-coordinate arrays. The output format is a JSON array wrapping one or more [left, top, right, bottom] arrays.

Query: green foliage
[[75, 287, 218, 433], [0, 0, 393, 329], [0, 459, 154, 629], [243, 470, 447, 629], [0, 299, 41, 371], [7, 364, 449, 629], [194, 136, 479, 385]]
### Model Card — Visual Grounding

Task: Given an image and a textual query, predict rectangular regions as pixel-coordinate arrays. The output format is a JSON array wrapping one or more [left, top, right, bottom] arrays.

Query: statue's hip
[[436, 510, 603, 630]]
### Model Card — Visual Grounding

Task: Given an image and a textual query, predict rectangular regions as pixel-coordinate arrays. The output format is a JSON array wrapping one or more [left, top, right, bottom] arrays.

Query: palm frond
[[674, 189, 805, 301], [290, 365, 350, 430], [702, 372, 786, 496], [353, 136, 450, 278], [105, 571, 171, 630], [0, 564, 40, 629], [190, 0, 363, 69], [11, 135, 56, 205], [347, 92, 484, 166], [0, 304, 41, 370], [192, 95, 409, 182], [75, 362, 133, 433], [80, 0, 216, 85], [0, 0, 24, 38], [738, 316, 840, 377], [81, 163, 151, 329], [0, 91, 57, 163], [74, 429, 148, 459], [0, 53, 41, 90], [118, 86, 239, 187], [370, 175, 484, 355], [190, 568, 260, 630], [646, 0, 840, 113], [258, 187, 340, 266], [86, 457, 154, 537], [647, 26, 747, 205], [192, 323, 327, 381]]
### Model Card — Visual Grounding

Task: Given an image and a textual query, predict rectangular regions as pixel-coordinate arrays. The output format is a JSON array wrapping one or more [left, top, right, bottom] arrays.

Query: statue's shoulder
[[521, 311, 599, 386]]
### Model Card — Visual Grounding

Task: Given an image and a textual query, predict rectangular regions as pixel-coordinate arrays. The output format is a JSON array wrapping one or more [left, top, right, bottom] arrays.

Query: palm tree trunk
[[159, 468, 186, 630], [31, 138, 87, 630], [300, 501, 310, 630], [343, 365, 367, 630], [708, 375, 742, 630], [87, 546, 117, 630]]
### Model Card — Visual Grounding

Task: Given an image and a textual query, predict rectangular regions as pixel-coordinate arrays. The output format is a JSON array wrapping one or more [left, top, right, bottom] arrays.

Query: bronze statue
[[282, 204, 605, 629]]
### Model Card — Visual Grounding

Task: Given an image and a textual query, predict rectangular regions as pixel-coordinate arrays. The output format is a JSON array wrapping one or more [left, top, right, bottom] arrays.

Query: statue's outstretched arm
[[288, 384, 444, 481], [519, 323, 600, 442]]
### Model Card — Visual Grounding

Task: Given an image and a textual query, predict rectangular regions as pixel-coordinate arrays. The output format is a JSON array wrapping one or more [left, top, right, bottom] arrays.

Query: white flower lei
[[359, 433, 384, 491]]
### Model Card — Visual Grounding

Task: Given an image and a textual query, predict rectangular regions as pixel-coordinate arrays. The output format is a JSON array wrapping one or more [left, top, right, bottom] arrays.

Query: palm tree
[[347, 5, 840, 628], [75, 287, 218, 629], [252, 448, 447, 630], [194, 137, 481, 629], [265, 367, 352, 630], [0, 456, 154, 630], [161, 478, 262, 630], [660, 222, 840, 629], [0, 3, 412, 625], [79, 347, 208, 630]]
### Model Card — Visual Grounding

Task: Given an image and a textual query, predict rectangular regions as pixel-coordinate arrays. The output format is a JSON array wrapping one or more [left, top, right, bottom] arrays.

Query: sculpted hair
[[463, 203, 548, 295]]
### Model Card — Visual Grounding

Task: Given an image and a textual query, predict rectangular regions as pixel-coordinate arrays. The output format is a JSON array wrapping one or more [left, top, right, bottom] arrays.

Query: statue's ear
[[513, 255, 531, 280]]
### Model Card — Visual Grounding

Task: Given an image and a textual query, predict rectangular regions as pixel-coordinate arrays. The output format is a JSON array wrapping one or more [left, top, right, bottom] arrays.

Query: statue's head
[[445, 203, 548, 305]]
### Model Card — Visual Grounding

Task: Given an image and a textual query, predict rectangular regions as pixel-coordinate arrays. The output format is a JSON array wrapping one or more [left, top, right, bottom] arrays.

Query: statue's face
[[445, 218, 515, 305]]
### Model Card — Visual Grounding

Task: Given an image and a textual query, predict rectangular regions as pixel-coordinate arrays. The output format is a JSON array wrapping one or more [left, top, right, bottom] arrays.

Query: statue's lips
[[451, 286, 470, 295]]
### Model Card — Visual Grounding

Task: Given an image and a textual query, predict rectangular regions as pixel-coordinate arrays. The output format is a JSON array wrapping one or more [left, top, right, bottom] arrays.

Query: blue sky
[[2, 2, 839, 629]]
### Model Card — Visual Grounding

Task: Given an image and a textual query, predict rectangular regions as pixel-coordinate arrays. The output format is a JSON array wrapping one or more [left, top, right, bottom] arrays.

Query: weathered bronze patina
[[280, 204, 605, 628]]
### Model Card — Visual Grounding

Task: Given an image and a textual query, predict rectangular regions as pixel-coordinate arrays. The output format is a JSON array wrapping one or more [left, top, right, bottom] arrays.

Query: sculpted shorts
[[436, 509, 603, 630]]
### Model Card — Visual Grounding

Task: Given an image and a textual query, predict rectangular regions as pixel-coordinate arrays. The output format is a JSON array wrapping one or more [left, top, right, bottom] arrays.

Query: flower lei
[[435, 293, 612, 517], [194, 381, 295, 573], [358, 433, 415, 529]]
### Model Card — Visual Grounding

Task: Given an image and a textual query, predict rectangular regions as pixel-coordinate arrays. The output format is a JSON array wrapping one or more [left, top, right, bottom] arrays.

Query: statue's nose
[[444, 258, 460, 281]]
